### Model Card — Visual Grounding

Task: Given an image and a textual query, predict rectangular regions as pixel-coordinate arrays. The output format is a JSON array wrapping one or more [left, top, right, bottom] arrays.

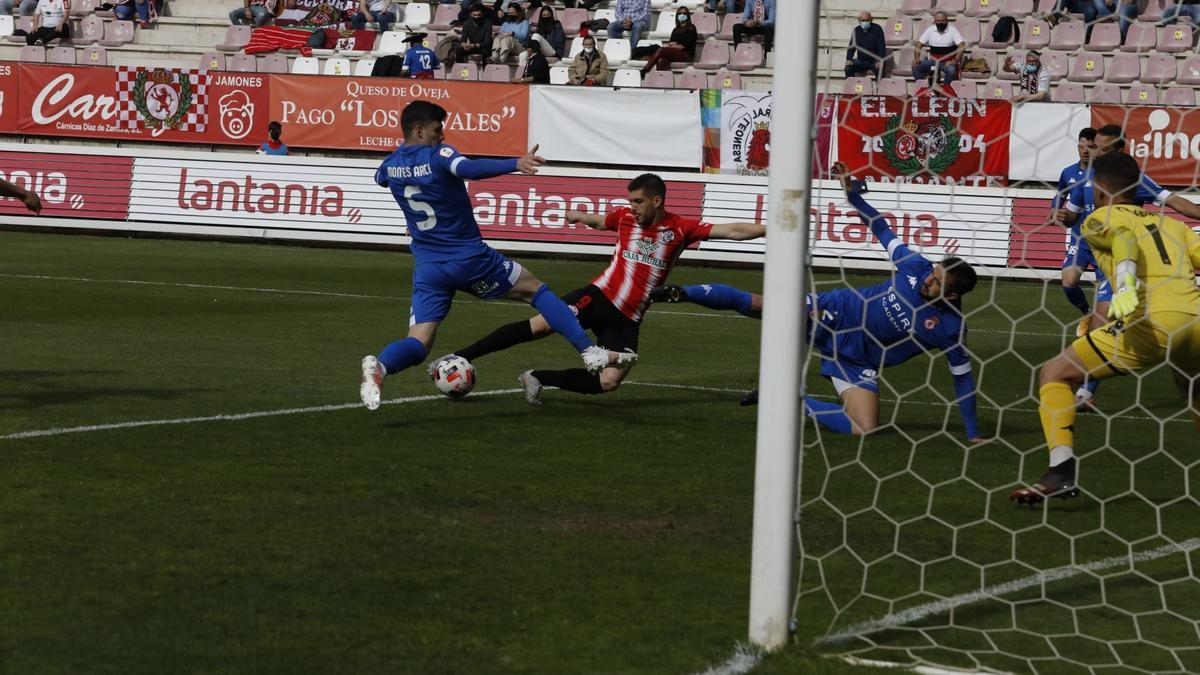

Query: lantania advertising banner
[[837, 95, 1012, 186], [1091, 105, 1200, 187]]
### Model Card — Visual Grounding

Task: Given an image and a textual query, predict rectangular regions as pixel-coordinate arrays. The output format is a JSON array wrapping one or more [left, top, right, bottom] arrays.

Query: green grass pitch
[[2, 231, 1196, 674]]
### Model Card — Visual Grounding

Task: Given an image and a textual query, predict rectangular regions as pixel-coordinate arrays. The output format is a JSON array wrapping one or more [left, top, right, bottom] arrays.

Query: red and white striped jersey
[[591, 207, 713, 321]]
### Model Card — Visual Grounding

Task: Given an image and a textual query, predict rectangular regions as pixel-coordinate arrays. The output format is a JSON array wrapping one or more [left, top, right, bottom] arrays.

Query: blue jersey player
[[651, 163, 985, 442], [359, 101, 636, 410], [1054, 127, 1096, 337]]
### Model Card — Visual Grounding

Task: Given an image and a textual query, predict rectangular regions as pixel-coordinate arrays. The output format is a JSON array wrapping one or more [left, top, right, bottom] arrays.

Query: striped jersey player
[[429, 173, 765, 404]]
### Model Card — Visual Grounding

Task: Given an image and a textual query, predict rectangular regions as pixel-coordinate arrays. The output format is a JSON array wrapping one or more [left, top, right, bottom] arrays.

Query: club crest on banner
[[116, 67, 210, 135], [883, 116, 959, 176], [722, 91, 772, 176]]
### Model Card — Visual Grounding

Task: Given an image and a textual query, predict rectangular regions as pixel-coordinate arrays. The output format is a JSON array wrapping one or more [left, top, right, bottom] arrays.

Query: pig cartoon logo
[[219, 90, 254, 140]]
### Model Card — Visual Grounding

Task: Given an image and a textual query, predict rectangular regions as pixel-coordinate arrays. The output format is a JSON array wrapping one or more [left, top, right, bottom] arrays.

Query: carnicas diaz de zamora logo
[[883, 116, 960, 176]]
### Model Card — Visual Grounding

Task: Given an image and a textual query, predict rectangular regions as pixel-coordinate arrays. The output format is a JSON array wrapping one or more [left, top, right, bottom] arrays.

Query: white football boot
[[518, 370, 543, 406], [360, 355, 384, 411]]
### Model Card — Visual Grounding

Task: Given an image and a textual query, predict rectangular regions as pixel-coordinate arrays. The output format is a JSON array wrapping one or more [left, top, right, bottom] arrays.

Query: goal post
[[747, 0, 823, 651]]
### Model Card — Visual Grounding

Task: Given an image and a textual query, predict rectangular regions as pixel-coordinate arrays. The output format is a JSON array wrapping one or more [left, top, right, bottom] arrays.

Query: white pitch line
[[690, 643, 763, 675], [0, 388, 522, 441], [819, 537, 1200, 645]]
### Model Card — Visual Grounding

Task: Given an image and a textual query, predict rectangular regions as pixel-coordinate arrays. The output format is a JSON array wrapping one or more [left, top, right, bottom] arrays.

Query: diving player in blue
[[359, 100, 636, 410], [650, 163, 985, 442]]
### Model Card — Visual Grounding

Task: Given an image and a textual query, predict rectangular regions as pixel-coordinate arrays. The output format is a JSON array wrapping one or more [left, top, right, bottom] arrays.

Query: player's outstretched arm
[[706, 221, 765, 241], [946, 349, 985, 442], [831, 161, 904, 257], [449, 145, 545, 181], [0, 179, 40, 214], [1165, 193, 1200, 221], [565, 210, 608, 230]]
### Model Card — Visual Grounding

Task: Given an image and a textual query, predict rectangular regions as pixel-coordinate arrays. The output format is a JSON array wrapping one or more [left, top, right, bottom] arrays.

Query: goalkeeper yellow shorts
[[1072, 311, 1200, 377]]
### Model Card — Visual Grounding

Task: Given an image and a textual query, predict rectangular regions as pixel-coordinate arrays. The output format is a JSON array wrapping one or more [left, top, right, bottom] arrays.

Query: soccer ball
[[431, 356, 477, 399]]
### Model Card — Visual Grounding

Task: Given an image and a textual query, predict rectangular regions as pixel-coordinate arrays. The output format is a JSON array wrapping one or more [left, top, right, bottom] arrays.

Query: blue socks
[[531, 284, 594, 353], [378, 336, 427, 375], [803, 397, 854, 434], [1063, 285, 1091, 315], [1084, 379, 1099, 395], [683, 284, 754, 317]]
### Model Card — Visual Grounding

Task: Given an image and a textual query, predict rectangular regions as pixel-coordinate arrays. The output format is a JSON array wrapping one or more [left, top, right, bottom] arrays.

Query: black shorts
[[560, 284, 641, 354]]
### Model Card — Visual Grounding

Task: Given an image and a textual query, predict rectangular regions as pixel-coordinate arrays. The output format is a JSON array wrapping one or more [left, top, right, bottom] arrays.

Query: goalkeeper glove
[[1107, 262, 1140, 321]]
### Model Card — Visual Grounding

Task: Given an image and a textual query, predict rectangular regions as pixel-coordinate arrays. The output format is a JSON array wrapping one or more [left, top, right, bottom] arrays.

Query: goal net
[[781, 4, 1200, 673]]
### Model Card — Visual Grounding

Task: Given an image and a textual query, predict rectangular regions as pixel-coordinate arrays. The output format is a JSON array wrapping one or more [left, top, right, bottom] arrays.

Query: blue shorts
[[819, 358, 881, 394], [410, 247, 523, 325], [1062, 233, 1112, 302], [808, 291, 881, 394]]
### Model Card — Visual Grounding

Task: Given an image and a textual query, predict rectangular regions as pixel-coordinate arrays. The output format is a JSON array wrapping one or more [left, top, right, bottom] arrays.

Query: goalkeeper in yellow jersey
[[1011, 151, 1200, 505]]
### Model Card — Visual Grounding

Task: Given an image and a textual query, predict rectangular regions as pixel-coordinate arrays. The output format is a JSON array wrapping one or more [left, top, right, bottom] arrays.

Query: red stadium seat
[[428, 3, 461, 32], [978, 18, 1015, 49], [1022, 19, 1051, 50], [228, 54, 257, 72], [727, 42, 763, 71], [885, 15, 914, 47], [47, 46, 75, 64], [73, 15, 104, 46], [559, 8, 588, 37], [259, 53, 288, 73], [1054, 82, 1085, 102], [1089, 82, 1123, 103], [999, 0, 1035, 17], [1127, 83, 1158, 104], [900, 0, 933, 16], [80, 46, 107, 66], [1139, 0, 1170, 23], [1142, 54, 1176, 85], [98, 19, 134, 47], [962, 49, 994, 79], [982, 79, 1012, 99], [19, 45, 44, 62], [888, 46, 917, 77], [1121, 23, 1156, 52], [964, 0, 999, 17], [1104, 52, 1140, 83], [1086, 23, 1121, 52], [933, 0, 966, 14], [1162, 87, 1196, 107], [1049, 20, 1085, 51], [1067, 51, 1105, 82], [216, 25, 252, 53], [996, 50, 1024, 80], [842, 77, 874, 96], [1040, 50, 1068, 80], [950, 79, 976, 98], [877, 76, 909, 96], [692, 10, 719, 38], [7, 17, 32, 44], [678, 67, 709, 88], [1157, 25, 1194, 53], [711, 69, 741, 89], [200, 52, 226, 71], [643, 69, 674, 87], [1177, 55, 1200, 85], [482, 64, 511, 82], [694, 39, 730, 70]]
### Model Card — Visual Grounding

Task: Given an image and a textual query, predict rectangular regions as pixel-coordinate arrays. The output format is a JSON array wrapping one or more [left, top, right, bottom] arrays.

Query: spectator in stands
[[350, 0, 397, 33], [912, 11, 964, 85], [528, 5, 566, 60], [640, 6, 698, 76], [513, 39, 550, 84], [607, 0, 651, 51], [563, 0, 604, 8], [403, 32, 440, 78], [453, 1, 497, 26], [229, 0, 279, 27], [1003, 50, 1050, 102], [1164, 0, 1199, 26], [492, 3, 530, 64], [568, 34, 609, 86], [104, 0, 162, 29], [257, 121, 288, 156], [844, 11, 885, 78], [708, 0, 736, 14], [456, 3, 494, 64], [0, 0, 36, 16], [26, 0, 67, 46], [733, 0, 775, 53]]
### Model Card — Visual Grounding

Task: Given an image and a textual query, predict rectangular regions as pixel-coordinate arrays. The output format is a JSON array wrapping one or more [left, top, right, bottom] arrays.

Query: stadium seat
[[677, 67, 708, 88], [7, 17, 32, 43], [1054, 82, 1085, 102], [1163, 87, 1197, 107], [978, 18, 1015, 49], [291, 56, 320, 74], [842, 77, 873, 95], [310, 46, 337, 57], [1139, 0, 1170, 23], [560, 8, 588, 36], [257, 53, 287, 73], [80, 46, 106, 66], [1104, 52, 1140, 83], [964, 0, 999, 17], [567, 36, 585, 58], [1087, 23, 1121, 52], [1033, 0, 1057, 13], [1022, 19, 1051, 49], [693, 11, 718, 38], [996, 50, 1023, 80], [899, 0, 932, 15], [46, 45, 74, 65], [728, 42, 763, 71], [1157, 25, 1194, 53], [612, 68, 642, 87], [401, 3, 432, 30], [625, 38, 661, 67], [643, 69, 674, 88], [99, 20, 135, 47], [962, 49, 994, 79], [549, 64, 569, 84], [373, 30, 408, 55], [717, 13, 737, 40], [934, 0, 966, 15], [999, 0, 1035, 17], [228, 54, 257, 72], [1177, 55, 1200, 85], [19, 45, 44, 62], [950, 79, 976, 98], [1067, 51, 1105, 82], [452, 62, 479, 80], [428, 2, 460, 31], [351, 58, 375, 77], [593, 9, 617, 26], [432, 64, 446, 79], [983, 79, 1012, 98], [323, 57, 351, 76], [604, 37, 631, 65], [649, 11, 677, 39], [711, 68, 741, 89], [482, 64, 511, 82], [877, 76, 909, 96], [885, 15, 913, 47], [1049, 20, 1085, 51], [1142, 54, 1176, 85], [888, 47, 916, 77], [200, 52, 226, 71], [69, 0, 97, 18], [1089, 82, 1123, 103], [0, 15, 11, 38], [216, 25, 251, 52], [1122, 23, 1156, 52], [695, 38, 730, 70], [1128, 83, 1158, 104], [956, 17, 981, 45], [1030, 50, 1063, 80]]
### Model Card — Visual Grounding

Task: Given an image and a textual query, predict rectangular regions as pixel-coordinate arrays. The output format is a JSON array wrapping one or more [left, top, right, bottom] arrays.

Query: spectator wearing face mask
[[455, 3, 495, 64], [845, 11, 885, 78], [492, 3, 530, 64], [1003, 50, 1050, 103], [607, 0, 651, 51], [527, 5, 565, 60], [912, 11, 964, 85], [733, 0, 775, 53], [258, 121, 288, 156], [640, 6, 698, 76], [707, 0, 735, 13], [513, 39, 551, 84], [568, 34, 609, 86]]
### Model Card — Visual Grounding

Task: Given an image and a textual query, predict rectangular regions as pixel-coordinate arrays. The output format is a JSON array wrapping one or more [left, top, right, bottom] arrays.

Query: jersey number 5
[[404, 186, 438, 231]]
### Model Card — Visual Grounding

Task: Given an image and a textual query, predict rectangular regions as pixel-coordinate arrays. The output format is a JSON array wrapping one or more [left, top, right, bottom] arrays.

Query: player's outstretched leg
[[803, 397, 855, 434], [429, 319, 548, 377], [361, 334, 430, 411], [1010, 352, 1089, 505], [521, 360, 634, 404], [512, 274, 637, 374], [649, 283, 762, 319]]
